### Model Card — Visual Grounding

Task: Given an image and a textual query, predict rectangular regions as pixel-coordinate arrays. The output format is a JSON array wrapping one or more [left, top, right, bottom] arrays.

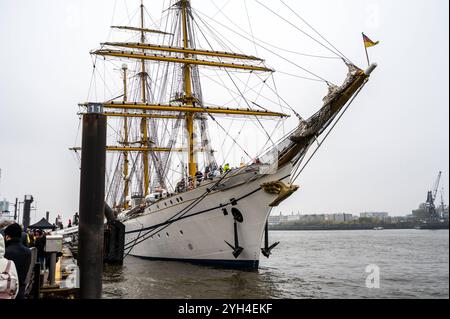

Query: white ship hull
[[122, 164, 292, 268]]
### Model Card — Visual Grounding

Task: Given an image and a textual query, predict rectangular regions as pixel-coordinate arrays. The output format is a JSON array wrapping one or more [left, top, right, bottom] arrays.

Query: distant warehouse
[[269, 212, 356, 225], [360, 212, 389, 220], [0, 199, 9, 213]]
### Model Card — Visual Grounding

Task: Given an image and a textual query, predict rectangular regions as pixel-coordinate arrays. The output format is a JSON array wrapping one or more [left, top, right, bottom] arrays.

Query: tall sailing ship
[[73, 0, 376, 268]]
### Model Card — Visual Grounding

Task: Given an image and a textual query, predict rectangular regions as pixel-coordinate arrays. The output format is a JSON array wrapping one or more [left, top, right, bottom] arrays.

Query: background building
[[268, 214, 282, 225], [270, 212, 356, 225], [0, 199, 9, 212], [360, 212, 389, 220]]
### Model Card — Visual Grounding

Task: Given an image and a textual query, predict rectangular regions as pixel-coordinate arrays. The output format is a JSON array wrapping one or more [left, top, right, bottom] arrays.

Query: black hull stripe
[[124, 174, 291, 235], [131, 255, 260, 270]]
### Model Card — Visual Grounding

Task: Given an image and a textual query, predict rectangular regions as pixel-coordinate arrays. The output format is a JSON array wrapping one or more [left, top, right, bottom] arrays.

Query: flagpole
[[364, 46, 370, 66], [362, 33, 370, 66]]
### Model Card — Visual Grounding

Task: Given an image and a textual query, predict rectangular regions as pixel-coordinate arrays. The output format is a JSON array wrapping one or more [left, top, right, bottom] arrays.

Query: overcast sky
[[0, 0, 448, 224]]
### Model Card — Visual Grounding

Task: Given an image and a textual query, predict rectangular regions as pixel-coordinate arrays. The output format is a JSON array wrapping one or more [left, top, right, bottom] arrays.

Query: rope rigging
[[290, 81, 368, 184], [243, 0, 259, 57], [192, 8, 333, 84], [122, 169, 233, 257], [78, 0, 364, 208], [278, 0, 353, 64], [66, 1, 377, 270], [253, 0, 350, 63], [200, 71, 290, 116], [189, 11, 279, 160], [208, 0, 340, 60], [190, 10, 279, 148]]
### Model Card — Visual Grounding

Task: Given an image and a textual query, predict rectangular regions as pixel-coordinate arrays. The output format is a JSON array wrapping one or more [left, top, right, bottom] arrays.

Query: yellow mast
[[181, 0, 196, 178], [122, 64, 130, 209], [140, 0, 150, 196], [101, 42, 264, 61], [90, 102, 288, 117], [87, 0, 278, 182], [92, 50, 273, 71]]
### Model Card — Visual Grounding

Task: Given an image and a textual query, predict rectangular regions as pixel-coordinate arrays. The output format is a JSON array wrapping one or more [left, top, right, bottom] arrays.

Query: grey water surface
[[102, 229, 449, 299]]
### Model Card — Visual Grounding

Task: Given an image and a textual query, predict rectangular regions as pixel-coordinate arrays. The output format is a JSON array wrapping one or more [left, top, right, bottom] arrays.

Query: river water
[[102, 230, 449, 299]]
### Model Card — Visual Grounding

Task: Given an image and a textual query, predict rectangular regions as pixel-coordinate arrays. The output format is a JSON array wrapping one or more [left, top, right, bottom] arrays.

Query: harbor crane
[[426, 171, 442, 221], [432, 171, 442, 202], [440, 187, 446, 213]]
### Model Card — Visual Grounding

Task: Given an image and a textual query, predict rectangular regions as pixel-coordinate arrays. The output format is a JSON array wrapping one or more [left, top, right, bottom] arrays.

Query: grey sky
[[0, 0, 448, 224]]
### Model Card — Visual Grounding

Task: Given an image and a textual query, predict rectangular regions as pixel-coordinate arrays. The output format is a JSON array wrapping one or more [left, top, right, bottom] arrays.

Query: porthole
[[158, 234, 161, 238], [170, 200, 173, 205], [165, 202, 167, 207], [176, 198, 180, 203], [180, 197, 183, 201], [179, 230, 184, 235], [166, 232, 169, 237]]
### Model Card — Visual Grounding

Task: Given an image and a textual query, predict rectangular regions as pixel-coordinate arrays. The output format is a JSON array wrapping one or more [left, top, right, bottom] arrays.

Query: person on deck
[[188, 176, 194, 190], [176, 178, 186, 193], [73, 212, 79, 226], [212, 166, 220, 179], [223, 163, 230, 173], [204, 165, 211, 180], [195, 171, 203, 186]]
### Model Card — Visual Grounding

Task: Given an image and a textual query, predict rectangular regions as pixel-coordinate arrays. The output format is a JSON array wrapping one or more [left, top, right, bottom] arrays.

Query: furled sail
[[277, 63, 377, 167]]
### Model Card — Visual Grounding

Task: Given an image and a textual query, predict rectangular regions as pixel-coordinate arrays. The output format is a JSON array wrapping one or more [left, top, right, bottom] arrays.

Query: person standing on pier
[[3, 223, 31, 299], [20, 226, 30, 247], [32, 230, 46, 271], [0, 234, 19, 299], [27, 230, 35, 247]]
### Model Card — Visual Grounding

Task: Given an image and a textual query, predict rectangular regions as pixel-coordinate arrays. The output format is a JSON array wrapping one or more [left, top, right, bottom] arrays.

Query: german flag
[[362, 33, 379, 48]]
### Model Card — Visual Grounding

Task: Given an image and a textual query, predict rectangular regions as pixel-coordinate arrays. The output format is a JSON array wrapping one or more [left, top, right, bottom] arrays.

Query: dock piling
[[48, 253, 57, 286], [78, 107, 107, 299]]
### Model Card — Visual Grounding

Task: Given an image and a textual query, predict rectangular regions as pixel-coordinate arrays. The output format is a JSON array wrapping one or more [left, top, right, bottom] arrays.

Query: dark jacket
[[34, 236, 46, 258], [21, 232, 29, 247], [5, 238, 32, 299]]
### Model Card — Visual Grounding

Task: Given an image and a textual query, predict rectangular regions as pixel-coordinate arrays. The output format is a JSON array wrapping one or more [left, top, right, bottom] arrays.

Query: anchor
[[225, 208, 244, 258], [261, 220, 279, 258]]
